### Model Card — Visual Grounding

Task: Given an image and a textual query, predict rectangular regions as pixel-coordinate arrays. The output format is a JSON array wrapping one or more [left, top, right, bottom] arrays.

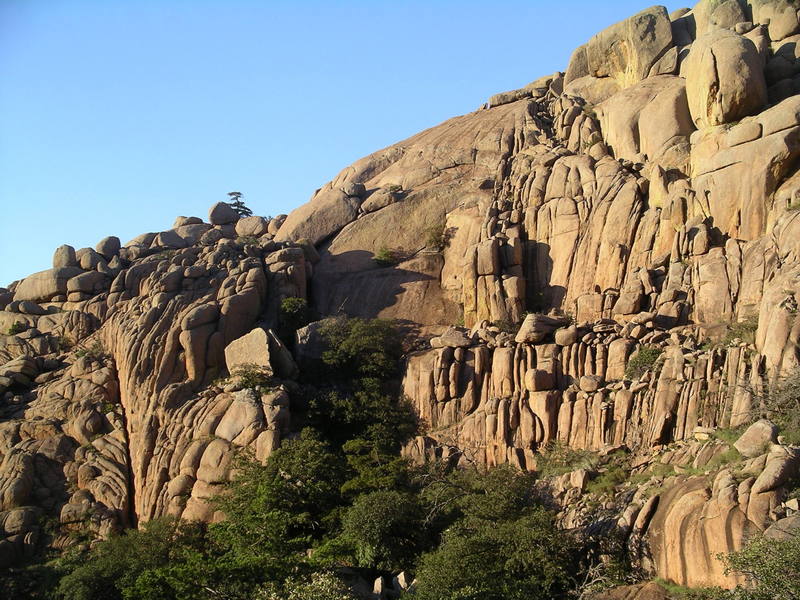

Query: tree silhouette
[[227, 191, 252, 218]]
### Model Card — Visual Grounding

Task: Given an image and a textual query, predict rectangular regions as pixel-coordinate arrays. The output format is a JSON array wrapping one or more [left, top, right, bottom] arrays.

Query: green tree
[[212, 429, 347, 557], [259, 572, 358, 600], [721, 534, 800, 600], [318, 316, 402, 381], [56, 518, 209, 600], [413, 466, 577, 600], [337, 490, 424, 572], [227, 191, 253, 218]]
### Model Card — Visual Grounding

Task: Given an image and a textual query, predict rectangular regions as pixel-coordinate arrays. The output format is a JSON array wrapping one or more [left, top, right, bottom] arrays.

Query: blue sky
[[0, 0, 684, 286]]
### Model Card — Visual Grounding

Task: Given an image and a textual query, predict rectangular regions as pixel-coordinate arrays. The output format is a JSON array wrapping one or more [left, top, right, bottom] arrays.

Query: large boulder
[[224, 328, 273, 375], [208, 202, 238, 225], [235, 216, 269, 238], [692, 0, 749, 36], [684, 29, 768, 128], [14, 267, 83, 302], [95, 236, 121, 260], [52, 245, 77, 268], [597, 75, 694, 164], [514, 313, 567, 343], [734, 419, 778, 457], [570, 5, 674, 89], [275, 188, 360, 244]]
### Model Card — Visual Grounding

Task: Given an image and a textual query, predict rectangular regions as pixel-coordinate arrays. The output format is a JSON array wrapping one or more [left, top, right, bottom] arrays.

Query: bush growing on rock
[[318, 316, 402, 381], [717, 534, 800, 600], [754, 368, 800, 444], [280, 297, 310, 332], [55, 517, 210, 600], [227, 191, 252, 218], [624, 345, 663, 379], [231, 362, 274, 390], [6, 321, 25, 335], [373, 246, 399, 266]]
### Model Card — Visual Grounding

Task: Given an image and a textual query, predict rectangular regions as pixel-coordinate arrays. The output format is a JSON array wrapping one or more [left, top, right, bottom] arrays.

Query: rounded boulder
[[208, 202, 238, 225], [684, 29, 767, 128]]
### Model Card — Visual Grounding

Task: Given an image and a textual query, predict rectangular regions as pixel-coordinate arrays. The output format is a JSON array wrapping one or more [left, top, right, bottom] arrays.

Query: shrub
[[7, 321, 25, 335], [280, 297, 310, 332], [258, 572, 358, 600], [318, 317, 402, 381], [721, 314, 758, 347], [705, 447, 742, 471], [57, 334, 74, 351], [306, 383, 419, 452], [337, 490, 424, 571], [413, 466, 577, 600], [425, 225, 449, 251], [535, 441, 600, 477], [56, 517, 209, 600], [236, 235, 259, 246], [75, 340, 106, 360], [373, 246, 399, 266], [586, 465, 628, 497], [625, 345, 663, 379], [213, 430, 347, 558], [720, 533, 800, 600], [757, 368, 800, 444], [231, 363, 273, 390]]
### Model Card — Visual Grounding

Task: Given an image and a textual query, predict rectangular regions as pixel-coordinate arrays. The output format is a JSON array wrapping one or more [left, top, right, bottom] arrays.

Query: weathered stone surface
[[224, 328, 273, 375], [515, 314, 566, 344], [684, 29, 768, 128], [597, 76, 694, 163], [8, 1, 800, 587], [208, 202, 238, 225], [582, 5, 674, 88], [52, 245, 77, 268], [235, 216, 268, 238], [734, 419, 778, 457], [95, 236, 121, 260], [13, 268, 83, 302]]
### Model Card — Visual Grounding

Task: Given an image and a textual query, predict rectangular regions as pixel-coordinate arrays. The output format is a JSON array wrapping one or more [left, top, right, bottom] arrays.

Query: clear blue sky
[[0, 0, 684, 287]]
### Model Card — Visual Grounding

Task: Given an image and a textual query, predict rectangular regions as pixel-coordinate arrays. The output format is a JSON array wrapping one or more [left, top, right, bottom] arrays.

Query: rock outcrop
[[5, 0, 800, 593]]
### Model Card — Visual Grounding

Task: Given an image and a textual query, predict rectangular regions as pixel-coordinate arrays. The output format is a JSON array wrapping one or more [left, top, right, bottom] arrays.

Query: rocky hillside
[[4, 0, 800, 595]]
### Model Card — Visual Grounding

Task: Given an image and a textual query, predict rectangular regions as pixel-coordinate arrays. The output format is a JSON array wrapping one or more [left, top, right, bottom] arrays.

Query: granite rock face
[[5, 0, 800, 592]]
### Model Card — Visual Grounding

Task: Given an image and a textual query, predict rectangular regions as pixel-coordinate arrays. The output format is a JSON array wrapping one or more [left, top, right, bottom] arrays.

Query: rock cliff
[[4, 0, 800, 592]]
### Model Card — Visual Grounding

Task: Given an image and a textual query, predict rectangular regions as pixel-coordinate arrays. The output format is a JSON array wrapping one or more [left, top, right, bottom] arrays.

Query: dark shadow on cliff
[[310, 249, 440, 319], [527, 241, 568, 312]]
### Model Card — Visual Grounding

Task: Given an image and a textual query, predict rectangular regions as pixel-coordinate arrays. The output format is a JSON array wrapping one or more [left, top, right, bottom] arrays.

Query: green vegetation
[[756, 368, 800, 444], [535, 442, 600, 477], [713, 426, 747, 445], [705, 447, 741, 471], [625, 345, 663, 379], [586, 465, 628, 497], [721, 314, 759, 347], [74, 340, 106, 360], [235, 235, 259, 246], [231, 363, 274, 390], [424, 225, 450, 251], [261, 572, 358, 600], [373, 246, 400, 267], [21, 315, 611, 600], [280, 297, 310, 332], [7, 321, 25, 335], [412, 467, 577, 600], [228, 191, 252, 218]]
